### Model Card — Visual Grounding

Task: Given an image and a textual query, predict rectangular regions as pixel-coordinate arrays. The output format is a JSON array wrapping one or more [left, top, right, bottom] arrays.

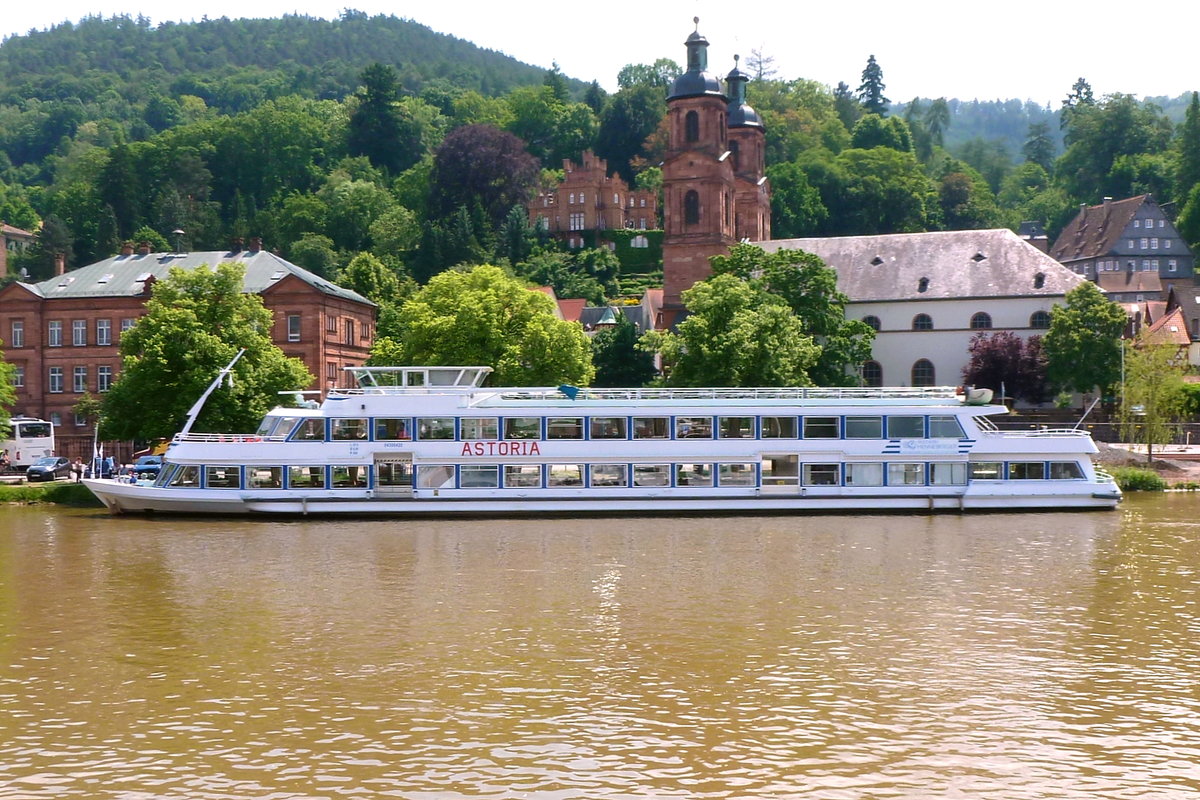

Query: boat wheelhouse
[[84, 366, 1121, 515]]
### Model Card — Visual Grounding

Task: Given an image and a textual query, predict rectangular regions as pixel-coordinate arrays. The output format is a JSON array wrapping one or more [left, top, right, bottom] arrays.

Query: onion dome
[[726, 55, 763, 128], [667, 18, 726, 101]]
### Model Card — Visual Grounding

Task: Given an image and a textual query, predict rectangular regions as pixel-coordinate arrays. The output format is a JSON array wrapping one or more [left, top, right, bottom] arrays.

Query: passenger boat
[[84, 365, 1121, 516]]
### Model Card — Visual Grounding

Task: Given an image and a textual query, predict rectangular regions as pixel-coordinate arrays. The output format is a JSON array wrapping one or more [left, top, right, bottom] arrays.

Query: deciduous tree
[[1042, 281, 1126, 398], [368, 264, 594, 386], [1120, 334, 1189, 463], [99, 262, 312, 440], [429, 124, 540, 229], [961, 331, 1048, 404], [592, 314, 657, 387]]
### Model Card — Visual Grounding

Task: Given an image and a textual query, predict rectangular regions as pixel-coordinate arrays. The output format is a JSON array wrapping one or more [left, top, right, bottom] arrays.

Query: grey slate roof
[[759, 229, 1088, 302], [1049, 195, 1147, 263], [17, 249, 372, 305]]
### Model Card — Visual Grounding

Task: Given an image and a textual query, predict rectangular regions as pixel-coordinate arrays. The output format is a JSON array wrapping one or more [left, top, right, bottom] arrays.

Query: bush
[[1108, 466, 1167, 491], [0, 481, 103, 506]]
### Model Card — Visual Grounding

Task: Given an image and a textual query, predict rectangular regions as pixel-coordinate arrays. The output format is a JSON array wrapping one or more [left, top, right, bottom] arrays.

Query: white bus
[[2, 417, 56, 469]]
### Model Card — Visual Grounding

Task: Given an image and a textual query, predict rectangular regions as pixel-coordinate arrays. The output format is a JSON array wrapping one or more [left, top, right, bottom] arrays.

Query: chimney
[[230, 236, 244, 253], [248, 237, 263, 253], [53, 252, 66, 276], [137, 241, 152, 255], [120, 241, 134, 256], [1103, 197, 1112, 203]]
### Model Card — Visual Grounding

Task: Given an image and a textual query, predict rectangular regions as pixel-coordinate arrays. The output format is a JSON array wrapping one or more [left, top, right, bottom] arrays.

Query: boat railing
[[491, 385, 965, 402], [1094, 467, 1117, 483], [172, 433, 283, 443]]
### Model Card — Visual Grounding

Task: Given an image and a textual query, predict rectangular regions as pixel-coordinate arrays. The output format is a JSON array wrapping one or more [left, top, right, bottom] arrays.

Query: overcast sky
[[3, 1, 1195, 106]]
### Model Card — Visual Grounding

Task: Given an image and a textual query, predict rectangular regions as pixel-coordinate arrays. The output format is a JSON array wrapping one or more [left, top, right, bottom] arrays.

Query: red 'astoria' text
[[460, 441, 542, 457]]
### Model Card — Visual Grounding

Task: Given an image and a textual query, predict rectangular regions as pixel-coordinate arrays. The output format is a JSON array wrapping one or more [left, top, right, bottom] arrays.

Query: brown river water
[[1, 496, 1199, 799]]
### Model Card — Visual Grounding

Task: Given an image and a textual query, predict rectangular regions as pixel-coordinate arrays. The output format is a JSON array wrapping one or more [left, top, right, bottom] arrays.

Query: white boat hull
[[83, 479, 1121, 516]]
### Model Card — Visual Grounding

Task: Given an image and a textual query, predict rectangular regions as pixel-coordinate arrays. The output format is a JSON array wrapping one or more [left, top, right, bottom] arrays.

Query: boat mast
[[178, 349, 246, 436]]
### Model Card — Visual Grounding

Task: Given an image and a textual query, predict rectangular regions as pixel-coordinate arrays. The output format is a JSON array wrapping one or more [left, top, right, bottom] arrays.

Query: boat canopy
[[346, 365, 492, 389]]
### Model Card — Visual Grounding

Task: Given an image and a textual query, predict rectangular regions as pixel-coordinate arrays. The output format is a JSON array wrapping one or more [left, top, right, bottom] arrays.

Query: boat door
[[373, 453, 413, 497], [760, 453, 800, 494]]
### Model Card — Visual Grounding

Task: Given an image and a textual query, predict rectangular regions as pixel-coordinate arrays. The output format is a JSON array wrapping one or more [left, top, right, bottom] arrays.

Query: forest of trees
[[2, 13, 1199, 302]]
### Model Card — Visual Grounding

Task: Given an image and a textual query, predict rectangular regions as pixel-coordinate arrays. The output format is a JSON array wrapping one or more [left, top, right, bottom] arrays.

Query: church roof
[[760, 229, 1088, 302], [668, 23, 725, 101], [16, 248, 372, 305]]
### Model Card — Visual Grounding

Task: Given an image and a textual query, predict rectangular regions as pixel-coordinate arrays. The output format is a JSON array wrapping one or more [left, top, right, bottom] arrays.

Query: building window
[[96, 319, 112, 346], [288, 314, 301, 342], [911, 359, 936, 386], [326, 315, 337, 333], [13, 366, 24, 387], [98, 365, 112, 392], [1169, 260, 1178, 272], [50, 412, 61, 427], [1034, 272, 1046, 289], [970, 312, 992, 329], [344, 319, 355, 345], [862, 361, 883, 387], [73, 366, 87, 393], [640, 198, 646, 207], [74, 412, 87, 427], [917, 277, 929, 293], [1143, 260, 1151, 270], [639, 217, 646, 230], [730, 140, 741, 171], [569, 192, 575, 204], [862, 315, 881, 331], [1158, 219, 1165, 228], [326, 363, 337, 382], [48, 367, 63, 393], [912, 313, 933, 331], [48, 320, 62, 347], [1127, 240, 1135, 249], [569, 212, 585, 230], [1134, 219, 1140, 228], [1140, 238, 1148, 249], [121, 318, 135, 334], [72, 320, 86, 346], [685, 110, 699, 142], [613, 193, 619, 204], [10, 320, 23, 348], [1030, 310, 1052, 329], [684, 191, 700, 225], [1151, 237, 1159, 250], [1146, 218, 1154, 228]]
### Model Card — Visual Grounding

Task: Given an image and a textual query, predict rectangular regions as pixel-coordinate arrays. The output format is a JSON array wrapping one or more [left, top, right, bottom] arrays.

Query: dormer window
[[871, 255, 884, 266], [971, 252, 986, 263], [917, 277, 929, 293], [1034, 272, 1045, 289]]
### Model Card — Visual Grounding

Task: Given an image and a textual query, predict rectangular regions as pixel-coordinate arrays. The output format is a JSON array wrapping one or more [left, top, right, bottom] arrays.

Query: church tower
[[726, 56, 771, 243], [661, 20, 737, 318]]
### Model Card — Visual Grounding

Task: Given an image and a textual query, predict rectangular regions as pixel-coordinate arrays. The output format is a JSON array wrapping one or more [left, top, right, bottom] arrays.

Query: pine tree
[[856, 55, 889, 116], [1176, 92, 1200, 203]]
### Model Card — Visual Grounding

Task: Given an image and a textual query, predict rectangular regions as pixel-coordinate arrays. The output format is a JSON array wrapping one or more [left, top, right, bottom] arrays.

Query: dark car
[[26, 456, 70, 482], [133, 455, 164, 480]]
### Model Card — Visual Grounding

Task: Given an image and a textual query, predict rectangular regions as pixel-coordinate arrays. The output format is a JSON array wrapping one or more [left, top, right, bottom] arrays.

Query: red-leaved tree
[[962, 331, 1049, 404]]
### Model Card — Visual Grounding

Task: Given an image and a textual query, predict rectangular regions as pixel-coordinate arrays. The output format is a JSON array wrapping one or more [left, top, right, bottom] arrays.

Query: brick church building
[[661, 21, 771, 323]]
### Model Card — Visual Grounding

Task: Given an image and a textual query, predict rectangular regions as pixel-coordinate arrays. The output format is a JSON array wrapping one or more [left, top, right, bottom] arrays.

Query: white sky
[[2, 1, 1196, 105]]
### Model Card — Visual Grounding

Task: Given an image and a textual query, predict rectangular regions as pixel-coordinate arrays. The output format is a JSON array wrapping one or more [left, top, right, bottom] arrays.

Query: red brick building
[[527, 150, 658, 249], [0, 240, 375, 449], [661, 25, 770, 321]]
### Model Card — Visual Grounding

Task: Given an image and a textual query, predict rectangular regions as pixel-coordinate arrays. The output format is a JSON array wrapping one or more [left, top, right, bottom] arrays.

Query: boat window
[[929, 416, 965, 439], [460, 417, 498, 440], [845, 416, 883, 439], [803, 463, 840, 485], [845, 462, 883, 486], [590, 417, 627, 439], [418, 417, 456, 440], [376, 461, 412, 488], [547, 418, 584, 440], [761, 455, 799, 485], [761, 416, 798, 439], [168, 465, 199, 488], [1050, 462, 1085, 480], [718, 463, 756, 486], [205, 466, 241, 489], [547, 463, 584, 486], [931, 463, 968, 485], [331, 418, 369, 440], [888, 462, 925, 485], [632, 417, 669, 439], [1008, 461, 1046, 480], [504, 417, 541, 440], [504, 464, 542, 488], [288, 466, 327, 489], [415, 465, 454, 489], [802, 417, 839, 439], [272, 416, 303, 439], [256, 416, 279, 437], [155, 464, 177, 487], [887, 416, 925, 438], [969, 462, 1002, 480], [676, 416, 713, 439], [590, 464, 628, 487], [632, 464, 670, 487], [459, 465, 499, 488], [331, 466, 368, 488], [292, 419, 325, 441], [247, 466, 283, 488], [375, 418, 413, 440], [718, 416, 755, 439], [675, 463, 713, 487]]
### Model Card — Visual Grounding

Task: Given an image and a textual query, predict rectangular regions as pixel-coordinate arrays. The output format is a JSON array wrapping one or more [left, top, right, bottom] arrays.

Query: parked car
[[133, 455, 164, 480], [26, 456, 70, 482]]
